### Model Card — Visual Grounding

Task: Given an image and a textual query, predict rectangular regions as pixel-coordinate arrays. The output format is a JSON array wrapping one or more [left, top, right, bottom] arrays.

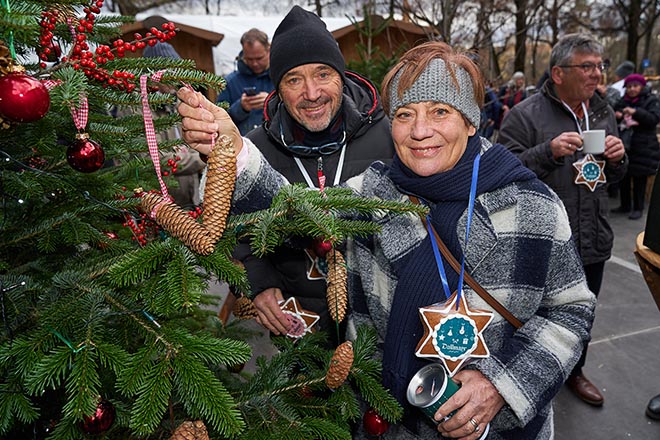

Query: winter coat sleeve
[[498, 107, 563, 180]]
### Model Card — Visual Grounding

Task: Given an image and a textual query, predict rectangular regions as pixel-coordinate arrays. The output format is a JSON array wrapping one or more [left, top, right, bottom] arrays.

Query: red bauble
[[67, 137, 105, 173], [363, 408, 389, 436], [0, 72, 51, 122], [312, 237, 333, 258], [80, 400, 115, 435]]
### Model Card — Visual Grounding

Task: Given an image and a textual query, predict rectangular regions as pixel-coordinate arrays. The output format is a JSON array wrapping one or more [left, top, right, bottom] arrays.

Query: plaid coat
[[233, 139, 596, 440]]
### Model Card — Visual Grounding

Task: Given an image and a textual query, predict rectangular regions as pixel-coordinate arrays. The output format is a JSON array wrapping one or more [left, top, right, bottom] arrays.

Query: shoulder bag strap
[[409, 196, 523, 329]]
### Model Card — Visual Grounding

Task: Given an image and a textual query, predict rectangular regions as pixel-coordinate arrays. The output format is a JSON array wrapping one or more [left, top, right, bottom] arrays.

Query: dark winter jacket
[[216, 56, 274, 135], [614, 88, 660, 176], [234, 71, 395, 337], [498, 80, 628, 265]]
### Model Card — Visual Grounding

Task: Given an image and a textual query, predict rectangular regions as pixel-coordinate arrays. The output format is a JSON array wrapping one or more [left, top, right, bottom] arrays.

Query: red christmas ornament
[[0, 71, 50, 122], [80, 400, 115, 435], [312, 237, 333, 258], [363, 408, 389, 436], [67, 135, 105, 173]]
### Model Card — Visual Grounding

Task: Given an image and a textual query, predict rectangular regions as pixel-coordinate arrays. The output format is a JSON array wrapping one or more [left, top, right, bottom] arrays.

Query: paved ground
[[554, 207, 660, 439], [216, 199, 660, 439]]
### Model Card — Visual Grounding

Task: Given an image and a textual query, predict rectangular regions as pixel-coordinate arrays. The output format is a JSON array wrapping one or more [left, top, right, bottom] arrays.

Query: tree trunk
[[514, 0, 528, 73]]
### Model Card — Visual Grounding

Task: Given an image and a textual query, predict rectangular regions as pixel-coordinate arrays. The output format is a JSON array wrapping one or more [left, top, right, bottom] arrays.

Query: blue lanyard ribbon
[[426, 153, 481, 308]]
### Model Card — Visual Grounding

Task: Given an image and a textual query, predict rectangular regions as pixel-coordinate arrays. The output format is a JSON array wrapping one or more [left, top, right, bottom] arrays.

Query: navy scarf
[[382, 136, 536, 408]]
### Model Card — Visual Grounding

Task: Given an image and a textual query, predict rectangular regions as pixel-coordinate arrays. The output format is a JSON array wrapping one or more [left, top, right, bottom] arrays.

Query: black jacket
[[614, 88, 660, 176], [235, 71, 395, 338]]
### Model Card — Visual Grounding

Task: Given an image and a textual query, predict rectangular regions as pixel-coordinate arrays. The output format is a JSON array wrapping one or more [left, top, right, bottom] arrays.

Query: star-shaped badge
[[573, 153, 606, 192], [415, 292, 493, 376], [280, 297, 320, 339]]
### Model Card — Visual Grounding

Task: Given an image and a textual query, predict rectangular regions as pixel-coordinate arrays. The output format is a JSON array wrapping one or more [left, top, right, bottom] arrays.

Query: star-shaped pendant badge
[[415, 292, 493, 376], [280, 297, 320, 339], [573, 153, 606, 192]]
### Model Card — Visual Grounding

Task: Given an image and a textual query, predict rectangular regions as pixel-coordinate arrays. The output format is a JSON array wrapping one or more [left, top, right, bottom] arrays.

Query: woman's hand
[[252, 288, 291, 335], [176, 87, 243, 156], [435, 370, 505, 439]]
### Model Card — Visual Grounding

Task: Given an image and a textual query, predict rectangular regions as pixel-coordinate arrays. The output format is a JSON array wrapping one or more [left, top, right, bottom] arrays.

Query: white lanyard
[[293, 143, 347, 189], [561, 101, 590, 134]]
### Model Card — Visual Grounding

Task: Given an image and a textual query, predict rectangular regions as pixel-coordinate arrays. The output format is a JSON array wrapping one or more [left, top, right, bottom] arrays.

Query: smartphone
[[243, 86, 257, 96]]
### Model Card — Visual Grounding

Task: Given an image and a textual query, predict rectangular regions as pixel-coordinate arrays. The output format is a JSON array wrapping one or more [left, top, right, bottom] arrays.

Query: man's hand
[[176, 87, 243, 156], [550, 131, 583, 159], [241, 91, 268, 112], [435, 370, 505, 440], [252, 288, 291, 335], [603, 134, 625, 164]]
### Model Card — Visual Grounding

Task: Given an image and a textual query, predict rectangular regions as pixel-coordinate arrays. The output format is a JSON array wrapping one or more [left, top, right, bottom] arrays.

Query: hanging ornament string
[[317, 157, 326, 195], [139, 71, 172, 214], [69, 93, 89, 132], [0, 0, 16, 59]]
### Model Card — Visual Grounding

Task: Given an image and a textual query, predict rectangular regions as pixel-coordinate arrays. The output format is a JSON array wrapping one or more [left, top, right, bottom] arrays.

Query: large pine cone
[[202, 134, 236, 242], [326, 249, 347, 323], [170, 420, 209, 440], [232, 295, 258, 320], [325, 341, 354, 389], [141, 193, 215, 255]]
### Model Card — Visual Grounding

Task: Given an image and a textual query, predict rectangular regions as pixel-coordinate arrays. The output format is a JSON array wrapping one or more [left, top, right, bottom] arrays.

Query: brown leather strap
[[409, 196, 523, 329]]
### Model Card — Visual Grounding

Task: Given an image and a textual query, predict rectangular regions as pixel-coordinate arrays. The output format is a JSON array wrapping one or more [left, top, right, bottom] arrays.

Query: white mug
[[582, 129, 606, 154]]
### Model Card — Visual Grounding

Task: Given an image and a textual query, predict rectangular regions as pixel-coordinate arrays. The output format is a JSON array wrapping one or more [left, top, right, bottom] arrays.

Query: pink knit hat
[[624, 73, 646, 87]]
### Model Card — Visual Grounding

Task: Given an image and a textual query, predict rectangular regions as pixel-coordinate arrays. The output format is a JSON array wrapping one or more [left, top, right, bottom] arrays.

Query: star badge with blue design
[[415, 292, 493, 377], [573, 153, 606, 192]]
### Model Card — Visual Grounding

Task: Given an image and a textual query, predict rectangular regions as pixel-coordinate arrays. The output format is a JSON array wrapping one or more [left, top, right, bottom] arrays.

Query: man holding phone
[[216, 28, 274, 135]]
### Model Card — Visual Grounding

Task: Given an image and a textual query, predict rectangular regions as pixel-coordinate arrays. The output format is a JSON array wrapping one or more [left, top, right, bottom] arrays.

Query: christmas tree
[[0, 1, 423, 439]]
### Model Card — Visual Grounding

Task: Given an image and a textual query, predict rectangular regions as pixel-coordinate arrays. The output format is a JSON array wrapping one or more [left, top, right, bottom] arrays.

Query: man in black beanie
[[178, 6, 394, 346]]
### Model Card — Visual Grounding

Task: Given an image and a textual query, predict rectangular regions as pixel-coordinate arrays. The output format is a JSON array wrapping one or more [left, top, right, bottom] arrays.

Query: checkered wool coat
[[233, 138, 596, 440]]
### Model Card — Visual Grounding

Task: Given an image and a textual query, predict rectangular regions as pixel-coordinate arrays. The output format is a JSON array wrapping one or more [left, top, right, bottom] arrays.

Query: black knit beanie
[[269, 6, 346, 89]]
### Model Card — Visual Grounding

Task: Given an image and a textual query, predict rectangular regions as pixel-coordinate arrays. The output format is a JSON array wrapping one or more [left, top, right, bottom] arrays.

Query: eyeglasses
[[279, 122, 346, 157], [559, 62, 609, 74]]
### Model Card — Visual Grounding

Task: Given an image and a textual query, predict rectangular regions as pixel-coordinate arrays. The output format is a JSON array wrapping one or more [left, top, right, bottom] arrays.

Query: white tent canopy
[[136, 13, 356, 76]]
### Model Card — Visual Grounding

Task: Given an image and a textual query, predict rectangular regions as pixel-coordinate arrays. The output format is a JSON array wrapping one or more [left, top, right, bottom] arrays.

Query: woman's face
[[391, 101, 476, 176], [625, 82, 643, 99]]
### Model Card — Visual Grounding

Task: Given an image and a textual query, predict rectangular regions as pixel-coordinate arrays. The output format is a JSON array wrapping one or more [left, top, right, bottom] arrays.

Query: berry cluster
[[162, 155, 181, 176], [38, 1, 177, 93], [122, 212, 158, 247], [38, 9, 62, 64], [188, 206, 203, 219]]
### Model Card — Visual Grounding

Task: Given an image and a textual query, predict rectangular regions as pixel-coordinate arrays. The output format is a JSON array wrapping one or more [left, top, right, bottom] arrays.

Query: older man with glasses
[[182, 6, 394, 346], [499, 33, 627, 408], [216, 28, 275, 135]]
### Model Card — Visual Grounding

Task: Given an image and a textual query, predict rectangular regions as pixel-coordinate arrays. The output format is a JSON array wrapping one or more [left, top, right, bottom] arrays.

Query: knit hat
[[624, 73, 647, 87], [512, 71, 525, 80], [387, 58, 481, 128], [269, 6, 346, 89], [615, 61, 635, 79], [143, 42, 181, 60]]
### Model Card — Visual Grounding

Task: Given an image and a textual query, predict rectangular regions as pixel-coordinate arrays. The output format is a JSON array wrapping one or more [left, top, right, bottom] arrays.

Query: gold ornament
[[141, 135, 236, 255], [232, 295, 258, 320], [326, 249, 347, 323], [325, 341, 354, 389], [170, 420, 210, 440]]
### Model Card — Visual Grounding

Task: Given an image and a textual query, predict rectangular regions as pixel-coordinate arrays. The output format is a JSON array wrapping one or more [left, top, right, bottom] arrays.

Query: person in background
[[611, 73, 660, 220], [498, 33, 627, 407], [478, 82, 502, 142], [216, 28, 274, 135], [608, 60, 636, 103], [195, 6, 395, 345], [176, 40, 595, 440], [142, 41, 205, 209], [498, 70, 527, 123]]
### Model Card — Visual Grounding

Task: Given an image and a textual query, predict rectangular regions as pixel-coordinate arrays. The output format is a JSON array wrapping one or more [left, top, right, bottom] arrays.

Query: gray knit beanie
[[143, 42, 181, 60], [388, 58, 480, 128]]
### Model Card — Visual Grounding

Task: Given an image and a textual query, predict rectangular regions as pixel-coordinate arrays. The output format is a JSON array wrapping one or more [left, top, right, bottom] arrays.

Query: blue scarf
[[382, 136, 536, 408]]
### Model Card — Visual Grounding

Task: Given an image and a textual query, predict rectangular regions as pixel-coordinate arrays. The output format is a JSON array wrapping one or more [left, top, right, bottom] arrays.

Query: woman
[[612, 73, 660, 220], [177, 42, 595, 440]]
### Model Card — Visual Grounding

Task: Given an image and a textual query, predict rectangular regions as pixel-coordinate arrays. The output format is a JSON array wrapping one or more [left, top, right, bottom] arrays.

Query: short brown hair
[[240, 28, 269, 49]]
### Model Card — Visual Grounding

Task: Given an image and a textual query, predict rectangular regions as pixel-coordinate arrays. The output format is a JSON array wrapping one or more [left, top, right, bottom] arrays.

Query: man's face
[[552, 52, 604, 104], [279, 63, 343, 132], [242, 41, 270, 75]]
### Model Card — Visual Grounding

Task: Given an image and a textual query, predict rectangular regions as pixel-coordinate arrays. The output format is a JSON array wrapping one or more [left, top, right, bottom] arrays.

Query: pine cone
[[325, 341, 354, 389], [326, 249, 347, 323], [202, 134, 236, 242], [232, 295, 258, 320], [170, 420, 209, 440], [141, 193, 215, 255]]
